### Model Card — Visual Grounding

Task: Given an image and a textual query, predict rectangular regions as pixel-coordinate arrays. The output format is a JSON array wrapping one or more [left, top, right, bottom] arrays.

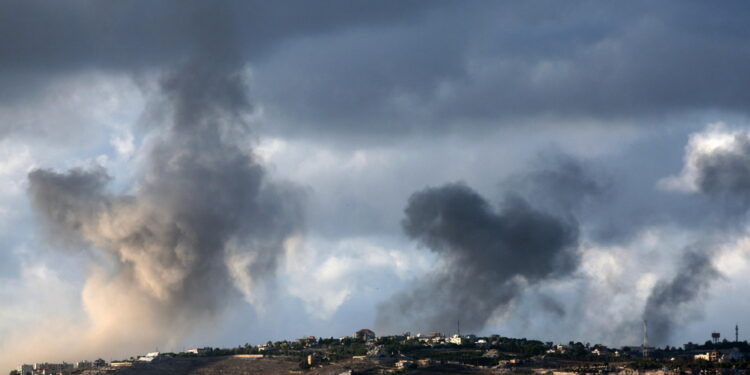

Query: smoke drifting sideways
[[375, 181, 583, 335], [643, 248, 720, 347], [25, 56, 304, 357]]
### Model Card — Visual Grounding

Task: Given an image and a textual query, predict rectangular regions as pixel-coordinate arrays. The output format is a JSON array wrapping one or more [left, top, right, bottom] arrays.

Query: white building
[[138, 352, 162, 362], [186, 347, 210, 354]]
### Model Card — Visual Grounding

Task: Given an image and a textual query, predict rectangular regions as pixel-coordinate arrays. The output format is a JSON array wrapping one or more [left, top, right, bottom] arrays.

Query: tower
[[736, 324, 739, 343], [642, 319, 649, 358]]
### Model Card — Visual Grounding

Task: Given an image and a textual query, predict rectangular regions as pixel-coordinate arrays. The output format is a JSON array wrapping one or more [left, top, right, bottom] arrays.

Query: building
[[694, 351, 720, 362], [138, 352, 162, 362], [592, 348, 612, 356], [110, 362, 133, 367], [355, 329, 376, 341], [32, 363, 73, 372], [449, 334, 464, 345], [17, 364, 33, 375], [186, 347, 211, 355], [298, 336, 317, 346]]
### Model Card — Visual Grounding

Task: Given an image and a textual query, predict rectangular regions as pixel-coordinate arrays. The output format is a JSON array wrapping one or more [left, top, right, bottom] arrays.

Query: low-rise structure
[[185, 347, 211, 355], [694, 351, 719, 362], [298, 336, 317, 346], [355, 329, 376, 341], [17, 364, 33, 375], [138, 352, 162, 362]]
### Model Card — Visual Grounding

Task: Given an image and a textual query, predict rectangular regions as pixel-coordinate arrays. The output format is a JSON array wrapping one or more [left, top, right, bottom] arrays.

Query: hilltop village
[[13, 329, 750, 375]]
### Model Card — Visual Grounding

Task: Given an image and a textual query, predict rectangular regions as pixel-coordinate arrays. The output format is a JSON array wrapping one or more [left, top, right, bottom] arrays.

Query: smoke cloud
[[25, 36, 303, 358], [661, 124, 750, 211], [375, 182, 580, 334], [642, 247, 720, 346]]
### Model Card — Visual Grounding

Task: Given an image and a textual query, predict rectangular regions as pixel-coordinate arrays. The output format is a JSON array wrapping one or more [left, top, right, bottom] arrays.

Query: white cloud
[[283, 235, 433, 320]]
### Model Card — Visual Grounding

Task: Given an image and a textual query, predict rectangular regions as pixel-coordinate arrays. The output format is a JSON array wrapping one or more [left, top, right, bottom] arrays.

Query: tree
[[9, 370, 19, 375]]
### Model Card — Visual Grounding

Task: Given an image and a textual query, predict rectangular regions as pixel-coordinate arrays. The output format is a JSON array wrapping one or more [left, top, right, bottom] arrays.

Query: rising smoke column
[[375, 182, 581, 334], [26, 48, 303, 352], [642, 124, 750, 346], [642, 248, 720, 346]]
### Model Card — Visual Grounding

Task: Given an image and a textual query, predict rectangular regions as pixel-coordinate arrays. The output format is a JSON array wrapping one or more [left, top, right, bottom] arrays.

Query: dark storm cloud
[[643, 247, 721, 347], [0, 0, 444, 78], [26, 31, 304, 342], [375, 182, 580, 334], [254, 1, 750, 137], [3, 1, 750, 138]]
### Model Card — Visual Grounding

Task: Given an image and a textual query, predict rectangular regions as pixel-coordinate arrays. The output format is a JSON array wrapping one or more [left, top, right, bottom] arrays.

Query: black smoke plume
[[375, 182, 580, 334]]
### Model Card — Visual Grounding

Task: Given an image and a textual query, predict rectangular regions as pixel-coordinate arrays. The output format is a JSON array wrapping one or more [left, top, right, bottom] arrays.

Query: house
[[355, 329, 376, 341], [110, 362, 133, 367], [138, 352, 162, 362], [298, 336, 317, 346], [449, 334, 464, 345], [185, 347, 211, 355], [592, 348, 612, 356], [17, 364, 33, 375], [694, 351, 720, 362]]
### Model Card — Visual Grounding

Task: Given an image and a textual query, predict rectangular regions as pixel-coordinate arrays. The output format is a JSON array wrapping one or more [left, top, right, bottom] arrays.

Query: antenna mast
[[642, 319, 649, 358]]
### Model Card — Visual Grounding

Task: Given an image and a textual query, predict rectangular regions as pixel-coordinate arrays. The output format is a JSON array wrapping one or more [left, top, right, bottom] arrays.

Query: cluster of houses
[[692, 348, 744, 363], [16, 360, 107, 375], [17, 329, 750, 374]]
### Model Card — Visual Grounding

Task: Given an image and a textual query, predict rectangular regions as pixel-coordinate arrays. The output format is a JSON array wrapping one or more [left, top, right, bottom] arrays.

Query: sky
[[3, 0, 750, 370]]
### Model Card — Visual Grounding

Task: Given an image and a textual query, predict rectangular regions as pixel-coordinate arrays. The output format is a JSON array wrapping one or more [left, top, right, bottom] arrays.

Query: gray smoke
[[375, 182, 580, 334], [694, 133, 750, 214], [26, 26, 303, 349], [642, 248, 720, 347]]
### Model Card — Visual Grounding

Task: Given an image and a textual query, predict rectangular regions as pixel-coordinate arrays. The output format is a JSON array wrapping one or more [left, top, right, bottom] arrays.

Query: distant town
[[12, 327, 750, 375]]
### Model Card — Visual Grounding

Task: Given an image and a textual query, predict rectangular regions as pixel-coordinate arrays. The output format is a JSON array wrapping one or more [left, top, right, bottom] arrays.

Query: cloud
[[2, 2, 750, 141], [284, 235, 432, 320], [252, 1, 750, 137]]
